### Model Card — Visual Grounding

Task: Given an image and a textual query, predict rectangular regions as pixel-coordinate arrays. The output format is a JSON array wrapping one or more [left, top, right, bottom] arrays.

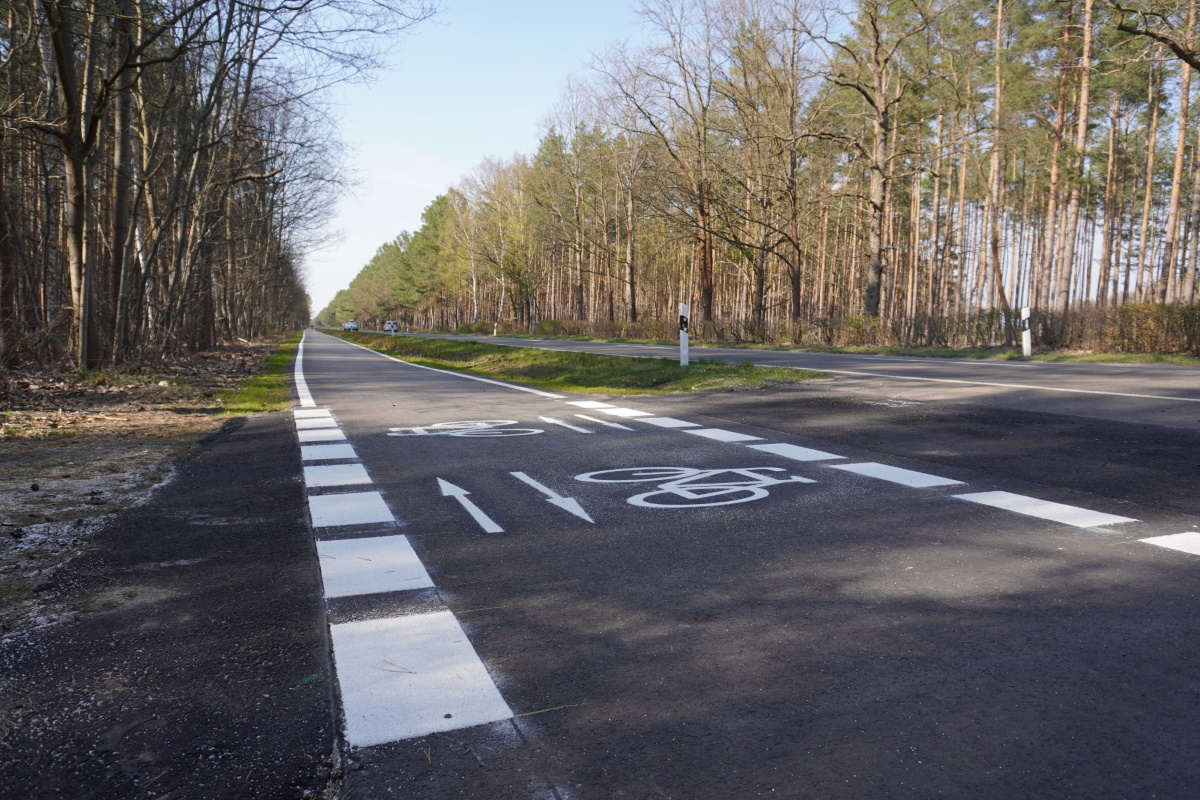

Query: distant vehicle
[[384, 320, 399, 332], [344, 320, 358, 331]]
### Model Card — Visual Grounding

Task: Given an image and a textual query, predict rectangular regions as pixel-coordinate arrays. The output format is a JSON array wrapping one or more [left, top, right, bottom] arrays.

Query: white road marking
[[317, 535, 434, 598], [298, 428, 347, 443], [566, 401, 616, 409], [294, 408, 333, 419], [335, 337, 565, 398], [952, 490, 1138, 528], [574, 414, 634, 431], [308, 491, 395, 527], [510, 472, 595, 523], [330, 611, 513, 747], [1140, 532, 1200, 556], [295, 417, 340, 430], [295, 334, 316, 407], [437, 478, 504, 533], [388, 420, 543, 437], [831, 462, 964, 488], [539, 416, 592, 433], [600, 408, 653, 418], [576, 466, 813, 507], [683, 428, 764, 443], [747, 443, 845, 462], [300, 443, 358, 462], [637, 417, 700, 428], [304, 463, 373, 489]]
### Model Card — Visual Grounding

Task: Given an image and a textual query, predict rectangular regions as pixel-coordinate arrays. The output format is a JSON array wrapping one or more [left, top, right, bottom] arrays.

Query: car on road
[[384, 320, 398, 332], [343, 320, 358, 331]]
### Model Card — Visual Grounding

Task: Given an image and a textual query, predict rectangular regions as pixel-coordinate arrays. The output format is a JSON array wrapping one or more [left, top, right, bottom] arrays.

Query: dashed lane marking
[[316, 534, 434, 598], [637, 417, 700, 428], [599, 407, 654, 418], [575, 414, 634, 431], [953, 490, 1138, 528], [747, 443, 845, 462], [831, 462, 964, 488], [1140, 532, 1200, 556], [293, 408, 333, 419], [566, 401, 616, 409], [300, 443, 358, 462], [683, 428, 764, 443], [539, 416, 592, 433], [304, 463, 373, 489], [298, 428, 347, 443], [330, 611, 513, 747], [308, 491, 395, 528], [295, 417, 340, 430]]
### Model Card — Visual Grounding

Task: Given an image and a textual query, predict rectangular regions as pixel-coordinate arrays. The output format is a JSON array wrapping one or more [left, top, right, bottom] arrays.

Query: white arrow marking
[[437, 478, 504, 533], [509, 472, 595, 523], [574, 414, 634, 431], [539, 416, 592, 433]]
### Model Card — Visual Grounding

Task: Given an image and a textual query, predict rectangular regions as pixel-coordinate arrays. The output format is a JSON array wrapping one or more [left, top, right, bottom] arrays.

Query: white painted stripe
[[1140, 532, 1200, 556], [566, 401, 616, 409], [294, 408, 333, 419], [300, 443, 358, 462], [295, 334, 316, 407], [952, 491, 1138, 528], [295, 417, 339, 430], [831, 462, 963, 488], [331, 611, 513, 747], [747, 443, 845, 462], [304, 463, 373, 488], [637, 417, 700, 428], [317, 535, 434, 597], [600, 407, 653, 418], [539, 416, 592, 433], [574, 414, 634, 431], [298, 428, 346, 443], [683, 428, 764, 443], [334, 337, 565, 398], [308, 491, 394, 527]]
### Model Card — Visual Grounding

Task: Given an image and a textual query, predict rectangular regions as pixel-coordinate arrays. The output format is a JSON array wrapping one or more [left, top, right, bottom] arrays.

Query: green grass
[[217, 332, 302, 414], [335, 331, 828, 394]]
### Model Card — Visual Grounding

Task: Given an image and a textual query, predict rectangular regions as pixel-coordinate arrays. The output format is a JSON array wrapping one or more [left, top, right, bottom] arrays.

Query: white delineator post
[[679, 302, 689, 367], [1021, 306, 1032, 357]]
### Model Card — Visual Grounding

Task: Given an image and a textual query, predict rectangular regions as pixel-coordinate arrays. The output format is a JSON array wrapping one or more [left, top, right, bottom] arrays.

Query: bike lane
[[296, 331, 1200, 799]]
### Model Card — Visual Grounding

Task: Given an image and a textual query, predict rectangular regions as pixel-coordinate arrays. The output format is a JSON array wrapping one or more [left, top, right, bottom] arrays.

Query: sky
[[304, 0, 645, 315]]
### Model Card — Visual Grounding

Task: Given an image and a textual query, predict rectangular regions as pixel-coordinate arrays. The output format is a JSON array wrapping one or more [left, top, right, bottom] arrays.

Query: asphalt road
[[296, 330, 1200, 799]]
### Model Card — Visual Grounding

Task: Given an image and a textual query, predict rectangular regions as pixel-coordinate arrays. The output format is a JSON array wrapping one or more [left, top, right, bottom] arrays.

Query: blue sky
[[305, 0, 644, 313]]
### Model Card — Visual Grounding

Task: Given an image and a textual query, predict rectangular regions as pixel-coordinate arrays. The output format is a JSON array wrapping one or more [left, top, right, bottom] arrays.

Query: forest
[[0, 0, 433, 370], [320, 0, 1200, 352]]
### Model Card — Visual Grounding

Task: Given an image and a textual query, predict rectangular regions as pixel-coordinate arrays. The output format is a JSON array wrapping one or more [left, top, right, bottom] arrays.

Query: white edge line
[[295, 332, 316, 407]]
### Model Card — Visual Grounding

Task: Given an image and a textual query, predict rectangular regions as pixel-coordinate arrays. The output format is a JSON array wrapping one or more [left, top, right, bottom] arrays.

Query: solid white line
[[295, 417, 339, 430], [308, 491, 395, 527], [600, 408, 653, 418], [747, 442, 845, 462], [293, 408, 333, 419], [297, 428, 347, 443], [332, 336, 565, 398], [1140, 532, 1200, 556], [574, 414, 634, 431], [637, 417, 700, 428], [330, 611, 513, 747], [300, 443, 358, 462], [539, 416, 592, 433], [317, 534, 434, 598], [952, 490, 1138, 528], [683, 428, 764, 443], [565, 401, 616, 409], [295, 334, 316, 407], [831, 462, 963, 488], [303, 463, 372, 489]]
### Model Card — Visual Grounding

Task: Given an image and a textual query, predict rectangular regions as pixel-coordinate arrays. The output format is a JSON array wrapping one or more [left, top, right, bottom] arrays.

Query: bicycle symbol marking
[[387, 420, 544, 438], [574, 466, 814, 508]]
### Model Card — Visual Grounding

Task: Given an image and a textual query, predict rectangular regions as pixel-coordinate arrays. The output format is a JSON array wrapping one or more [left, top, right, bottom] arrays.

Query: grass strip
[[334, 331, 828, 394], [217, 332, 302, 414]]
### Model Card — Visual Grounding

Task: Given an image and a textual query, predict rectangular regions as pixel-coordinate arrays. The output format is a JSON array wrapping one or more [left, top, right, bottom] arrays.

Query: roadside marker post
[[1021, 307, 1032, 357], [679, 302, 689, 367]]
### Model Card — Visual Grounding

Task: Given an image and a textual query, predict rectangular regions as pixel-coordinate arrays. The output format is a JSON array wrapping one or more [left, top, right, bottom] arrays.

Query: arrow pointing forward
[[509, 472, 595, 523], [437, 478, 504, 533]]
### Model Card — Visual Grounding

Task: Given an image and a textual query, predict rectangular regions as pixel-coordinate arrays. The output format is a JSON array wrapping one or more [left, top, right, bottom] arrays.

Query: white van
[[384, 320, 398, 332]]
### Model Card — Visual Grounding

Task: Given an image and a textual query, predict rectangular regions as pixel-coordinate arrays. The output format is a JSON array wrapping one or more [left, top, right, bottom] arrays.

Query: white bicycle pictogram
[[387, 420, 544, 437], [574, 466, 813, 508]]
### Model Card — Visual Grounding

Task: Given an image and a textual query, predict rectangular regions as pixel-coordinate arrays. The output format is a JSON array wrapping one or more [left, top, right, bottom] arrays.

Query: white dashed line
[[600, 408, 654, 418], [952, 491, 1138, 528], [330, 611, 513, 747], [747, 443, 845, 462], [298, 428, 347, 443], [308, 491, 395, 527], [316, 535, 434, 597], [574, 414, 634, 431], [566, 401, 616, 409], [300, 443, 358, 462], [637, 417, 700, 428], [683, 428, 764, 443], [293, 408, 333, 419], [831, 462, 964, 488], [303, 463, 373, 489], [1140, 532, 1200, 556], [295, 417, 340, 430]]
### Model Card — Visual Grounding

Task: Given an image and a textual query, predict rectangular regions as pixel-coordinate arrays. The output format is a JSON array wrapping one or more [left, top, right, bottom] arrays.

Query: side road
[[0, 413, 335, 799]]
